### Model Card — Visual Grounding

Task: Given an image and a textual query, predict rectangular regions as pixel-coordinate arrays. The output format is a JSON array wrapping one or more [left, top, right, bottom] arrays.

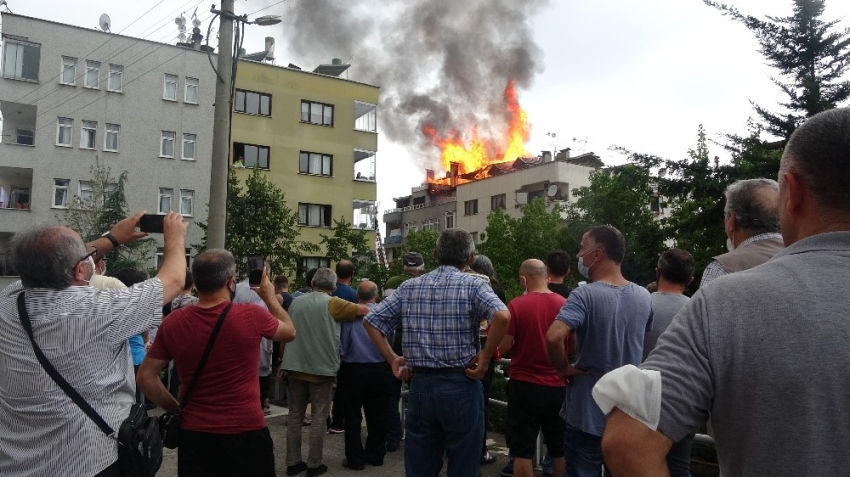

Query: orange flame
[[422, 80, 531, 177]]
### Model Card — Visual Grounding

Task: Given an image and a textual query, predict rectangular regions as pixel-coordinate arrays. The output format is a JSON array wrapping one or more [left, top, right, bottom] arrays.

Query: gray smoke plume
[[273, 0, 549, 170]]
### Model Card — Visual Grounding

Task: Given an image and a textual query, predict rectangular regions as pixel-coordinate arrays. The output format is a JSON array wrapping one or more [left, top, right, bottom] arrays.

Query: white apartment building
[[0, 13, 215, 278]]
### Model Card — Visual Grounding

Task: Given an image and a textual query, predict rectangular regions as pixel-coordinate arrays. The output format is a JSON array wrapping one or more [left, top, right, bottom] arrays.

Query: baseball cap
[[402, 252, 424, 267]]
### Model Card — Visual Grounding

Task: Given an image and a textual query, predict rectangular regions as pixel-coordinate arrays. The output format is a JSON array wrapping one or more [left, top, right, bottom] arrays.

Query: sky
[[5, 0, 850, 213]]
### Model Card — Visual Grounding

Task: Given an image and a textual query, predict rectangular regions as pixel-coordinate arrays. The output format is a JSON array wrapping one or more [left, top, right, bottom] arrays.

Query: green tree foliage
[[319, 217, 391, 287], [705, 0, 850, 139], [59, 158, 154, 272], [478, 198, 563, 299], [562, 164, 666, 286], [197, 168, 317, 278], [399, 229, 440, 271]]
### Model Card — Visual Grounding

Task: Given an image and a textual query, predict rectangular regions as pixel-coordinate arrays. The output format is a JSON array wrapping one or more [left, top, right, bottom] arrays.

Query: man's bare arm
[[602, 408, 672, 476], [137, 357, 180, 412], [364, 320, 410, 381], [466, 309, 510, 380], [546, 320, 585, 381], [156, 212, 189, 304], [252, 268, 296, 342]]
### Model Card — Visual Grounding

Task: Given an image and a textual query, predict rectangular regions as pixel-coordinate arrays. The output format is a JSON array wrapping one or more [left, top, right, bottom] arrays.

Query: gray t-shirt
[[642, 292, 690, 361], [556, 282, 653, 436], [641, 231, 850, 476]]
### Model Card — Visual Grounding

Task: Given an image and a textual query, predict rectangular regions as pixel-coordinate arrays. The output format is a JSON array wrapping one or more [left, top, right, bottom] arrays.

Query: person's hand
[[162, 211, 188, 243], [556, 364, 588, 384], [391, 355, 411, 381], [464, 351, 491, 380], [110, 210, 149, 245], [251, 267, 276, 302], [145, 340, 153, 351]]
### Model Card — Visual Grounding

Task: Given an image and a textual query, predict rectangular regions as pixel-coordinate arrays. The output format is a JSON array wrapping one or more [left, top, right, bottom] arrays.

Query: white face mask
[[577, 249, 596, 279], [82, 256, 96, 285], [726, 237, 735, 252]]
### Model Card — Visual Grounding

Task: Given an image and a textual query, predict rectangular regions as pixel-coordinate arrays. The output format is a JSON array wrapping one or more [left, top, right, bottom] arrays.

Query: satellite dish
[[99, 13, 111, 32], [546, 184, 559, 197]]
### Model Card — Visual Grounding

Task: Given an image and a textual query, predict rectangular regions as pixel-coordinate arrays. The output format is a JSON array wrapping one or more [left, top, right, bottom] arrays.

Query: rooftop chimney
[[542, 150, 552, 163], [426, 169, 435, 183], [450, 162, 460, 188]]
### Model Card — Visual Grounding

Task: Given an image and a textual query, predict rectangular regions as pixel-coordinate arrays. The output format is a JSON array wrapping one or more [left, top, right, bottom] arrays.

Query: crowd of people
[[0, 107, 849, 477]]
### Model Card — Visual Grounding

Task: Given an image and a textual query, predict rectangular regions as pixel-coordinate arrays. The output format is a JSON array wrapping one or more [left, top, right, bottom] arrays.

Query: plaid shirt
[[365, 265, 507, 368], [700, 233, 783, 287]]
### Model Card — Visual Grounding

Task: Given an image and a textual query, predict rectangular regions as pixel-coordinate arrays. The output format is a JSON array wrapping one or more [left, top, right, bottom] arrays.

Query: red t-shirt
[[148, 301, 279, 433], [506, 292, 569, 388]]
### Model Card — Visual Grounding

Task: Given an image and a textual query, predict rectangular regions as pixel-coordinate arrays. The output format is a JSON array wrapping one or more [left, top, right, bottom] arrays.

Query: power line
[[248, 0, 287, 17]]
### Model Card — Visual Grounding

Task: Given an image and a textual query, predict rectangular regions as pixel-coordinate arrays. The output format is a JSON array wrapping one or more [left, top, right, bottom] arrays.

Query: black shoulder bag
[[159, 301, 232, 449], [16, 292, 162, 477]]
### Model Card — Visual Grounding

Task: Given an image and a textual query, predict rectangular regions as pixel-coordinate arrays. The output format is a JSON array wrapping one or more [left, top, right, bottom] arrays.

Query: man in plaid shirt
[[365, 229, 510, 477]]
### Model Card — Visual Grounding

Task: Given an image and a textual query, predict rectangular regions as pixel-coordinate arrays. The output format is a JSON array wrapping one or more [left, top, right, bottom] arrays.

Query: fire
[[422, 80, 531, 177]]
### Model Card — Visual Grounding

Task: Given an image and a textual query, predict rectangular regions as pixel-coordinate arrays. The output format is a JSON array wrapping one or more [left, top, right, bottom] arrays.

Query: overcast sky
[[6, 0, 850, 211]]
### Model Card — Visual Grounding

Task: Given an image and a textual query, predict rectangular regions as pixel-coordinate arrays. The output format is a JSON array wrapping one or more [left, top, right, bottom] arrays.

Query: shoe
[[286, 461, 307, 476], [306, 464, 328, 477], [302, 417, 312, 426], [481, 450, 497, 465], [365, 458, 384, 467], [386, 442, 399, 452], [499, 464, 514, 477], [342, 459, 364, 471], [327, 426, 344, 434]]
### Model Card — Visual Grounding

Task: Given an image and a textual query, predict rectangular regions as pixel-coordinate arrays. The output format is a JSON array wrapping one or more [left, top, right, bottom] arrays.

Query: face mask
[[726, 237, 735, 252], [82, 256, 95, 285], [577, 258, 591, 279]]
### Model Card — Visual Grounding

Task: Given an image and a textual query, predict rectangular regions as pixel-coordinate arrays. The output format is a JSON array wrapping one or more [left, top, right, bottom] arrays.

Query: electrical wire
[[247, 0, 287, 17]]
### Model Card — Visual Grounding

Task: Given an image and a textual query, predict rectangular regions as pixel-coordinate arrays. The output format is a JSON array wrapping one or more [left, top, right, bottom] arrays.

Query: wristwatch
[[101, 231, 120, 249]]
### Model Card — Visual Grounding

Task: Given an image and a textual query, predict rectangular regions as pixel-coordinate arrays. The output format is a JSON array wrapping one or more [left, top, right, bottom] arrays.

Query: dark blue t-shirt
[[332, 282, 358, 303]]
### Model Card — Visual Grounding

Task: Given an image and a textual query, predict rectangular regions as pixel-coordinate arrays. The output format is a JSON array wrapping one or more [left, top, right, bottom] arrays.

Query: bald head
[[11, 225, 87, 289], [519, 259, 549, 293], [357, 280, 378, 303]]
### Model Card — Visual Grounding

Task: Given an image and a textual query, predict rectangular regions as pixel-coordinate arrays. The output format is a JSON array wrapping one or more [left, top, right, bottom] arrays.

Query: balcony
[[384, 235, 403, 246], [384, 208, 402, 223], [0, 166, 34, 233]]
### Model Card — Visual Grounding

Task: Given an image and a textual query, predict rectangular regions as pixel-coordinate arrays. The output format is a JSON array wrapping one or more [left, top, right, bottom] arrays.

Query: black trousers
[[178, 427, 276, 477], [339, 361, 392, 467]]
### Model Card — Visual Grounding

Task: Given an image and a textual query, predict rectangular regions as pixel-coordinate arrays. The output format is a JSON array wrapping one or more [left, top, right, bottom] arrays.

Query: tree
[[197, 167, 317, 278], [60, 158, 155, 272], [319, 217, 391, 287], [705, 0, 850, 139], [399, 229, 440, 271], [562, 164, 666, 286]]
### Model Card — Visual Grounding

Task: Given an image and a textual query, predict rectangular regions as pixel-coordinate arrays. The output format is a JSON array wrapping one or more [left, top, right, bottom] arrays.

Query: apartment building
[[230, 59, 379, 274], [0, 13, 214, 277]]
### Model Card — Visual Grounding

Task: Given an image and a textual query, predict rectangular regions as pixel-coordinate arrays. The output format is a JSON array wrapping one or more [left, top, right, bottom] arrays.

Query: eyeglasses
[[79, 245, 98, 263]]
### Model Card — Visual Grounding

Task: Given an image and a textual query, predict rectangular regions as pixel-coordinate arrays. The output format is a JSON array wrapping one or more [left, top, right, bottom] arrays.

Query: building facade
[[0, 13, 214, 277], [230, 59, 379, 275]]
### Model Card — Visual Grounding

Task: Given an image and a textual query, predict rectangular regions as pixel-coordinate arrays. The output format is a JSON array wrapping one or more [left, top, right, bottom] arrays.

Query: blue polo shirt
[[340, 303, 393, 363]]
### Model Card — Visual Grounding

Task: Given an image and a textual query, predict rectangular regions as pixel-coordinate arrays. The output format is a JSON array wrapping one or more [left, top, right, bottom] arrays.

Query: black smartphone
[[139, 214, 165, 233], [248, 254, 265, 286]]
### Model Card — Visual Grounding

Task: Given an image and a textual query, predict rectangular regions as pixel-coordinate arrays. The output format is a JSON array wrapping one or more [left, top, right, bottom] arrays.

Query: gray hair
[[11, 224, 85, 290], [724, 179, 780, 234], [312, 267, 337, 291], [357, 281, 378, 301], [471, 255, 496, 280], [436, 229, 475, 267], [192, 249, 236, 293]]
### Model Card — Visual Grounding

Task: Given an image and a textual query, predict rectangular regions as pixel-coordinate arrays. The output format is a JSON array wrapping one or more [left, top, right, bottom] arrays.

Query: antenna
[[0, 0, 12, 14], [546, 184, 559, 198], [175, 14, 187, 43], [99, 13, 111, 32]]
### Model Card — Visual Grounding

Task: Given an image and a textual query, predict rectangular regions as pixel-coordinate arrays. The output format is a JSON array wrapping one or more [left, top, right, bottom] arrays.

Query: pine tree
[[705, 0, 850, 139]]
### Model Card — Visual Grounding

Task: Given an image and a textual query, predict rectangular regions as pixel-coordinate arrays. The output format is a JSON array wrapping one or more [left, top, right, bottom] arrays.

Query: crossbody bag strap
[[16, 292, 116, 437], [178, 301, 232, 409]]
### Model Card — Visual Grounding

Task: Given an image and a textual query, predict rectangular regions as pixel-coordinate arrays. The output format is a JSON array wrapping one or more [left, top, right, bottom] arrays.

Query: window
[[161, 131, 176, 157], [179, 189, 194, 216], [158, 188, 173, 213], [650, 194, 662, 214], [85, 60, 100, 88], [422, 219, 440, 232], [53, 179, 69, 208], [445, 212, 455, 230], [300, 257, 330, 276], [299, 151, 332, 176], [60, 56, 76, 85], [104, 124, 120, 152], [353, 149, 376, 181], [235, 89, 271, 116], [184, 77, 199, 104], [352, 200, 375, 229], [80, 121, 97, 149], [163, 74, 178, 100], [354, 101, 377, 132], [300, 100, 333, 126], [233, 142, 270, 169], [15, 128, 34, 146], [491, 193, 506, 211], [56, 118, 73, 146], [471, 232, 479, 243], [156, 247, 192, 270], [182, 134, 196, 160], [298, 203, 332, 227], [404, 222, 418, 236], [78, 181, 93, 205], [464, 199, 478, 216], [2, 38, 40, 81], [108, 64, 123, 91]]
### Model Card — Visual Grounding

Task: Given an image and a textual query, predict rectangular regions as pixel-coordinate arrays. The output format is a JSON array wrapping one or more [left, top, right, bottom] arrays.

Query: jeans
[[286, 376, 334, 468], [405, 372, 483, 477], [563, 425, 611, 477], [386, 373, 403, 446], [340, 362, 391, 467]]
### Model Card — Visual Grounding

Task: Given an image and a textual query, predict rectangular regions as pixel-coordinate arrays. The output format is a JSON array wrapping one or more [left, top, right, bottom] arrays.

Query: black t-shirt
[[548, 282, 572, 299]]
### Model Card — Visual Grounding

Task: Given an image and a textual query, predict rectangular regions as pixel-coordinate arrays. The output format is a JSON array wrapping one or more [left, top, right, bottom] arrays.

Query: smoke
[[275, 0, 549, 170]]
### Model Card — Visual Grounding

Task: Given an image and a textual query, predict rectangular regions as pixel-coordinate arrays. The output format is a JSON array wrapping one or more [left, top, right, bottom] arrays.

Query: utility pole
[[207, 0, 235, 249]]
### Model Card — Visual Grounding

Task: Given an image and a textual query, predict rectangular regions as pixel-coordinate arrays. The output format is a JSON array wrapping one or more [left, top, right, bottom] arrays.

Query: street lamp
[[206, 2, 279, 249]]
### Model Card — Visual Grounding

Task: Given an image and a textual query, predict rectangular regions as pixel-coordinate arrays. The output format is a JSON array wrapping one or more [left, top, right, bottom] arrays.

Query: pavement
[[154, 405, 521, 476]]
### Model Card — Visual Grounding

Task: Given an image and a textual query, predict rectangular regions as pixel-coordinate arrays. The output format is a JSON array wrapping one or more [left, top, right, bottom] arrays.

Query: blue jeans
[[405, 372, 483, 477], [563, 425, 610, 477]]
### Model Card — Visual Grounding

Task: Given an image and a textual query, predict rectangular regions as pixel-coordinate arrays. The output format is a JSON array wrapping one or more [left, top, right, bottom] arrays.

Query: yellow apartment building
[[230, 59, 379, 274]]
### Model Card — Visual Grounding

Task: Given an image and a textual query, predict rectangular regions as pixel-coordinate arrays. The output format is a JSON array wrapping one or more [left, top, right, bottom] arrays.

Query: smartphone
[[139, 214, 165, 233], [248, 254, 265, 286]]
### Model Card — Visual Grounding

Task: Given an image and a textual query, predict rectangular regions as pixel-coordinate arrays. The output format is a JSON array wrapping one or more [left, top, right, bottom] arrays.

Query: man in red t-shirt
[[498, 259, 569, 477], [138, 249, 297, 477]]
